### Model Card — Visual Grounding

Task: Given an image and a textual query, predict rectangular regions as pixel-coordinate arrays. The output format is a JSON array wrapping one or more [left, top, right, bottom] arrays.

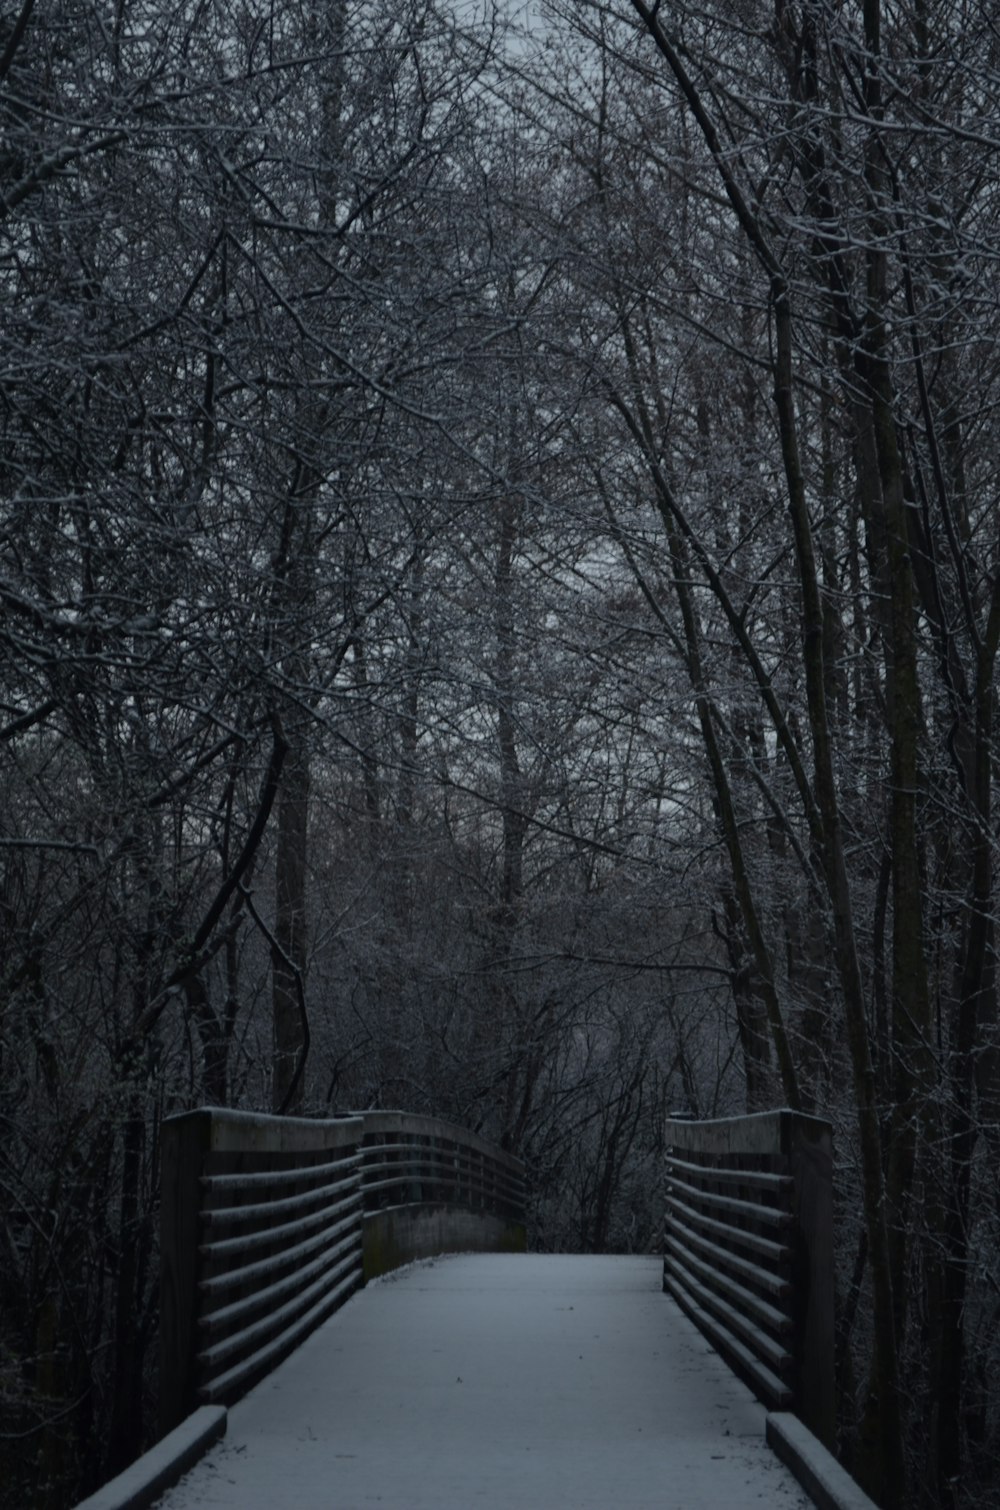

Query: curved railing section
[[360, 1111, 527, 1280], [159, 1108, 527, 1435], [664, 1109, 834, 1447]]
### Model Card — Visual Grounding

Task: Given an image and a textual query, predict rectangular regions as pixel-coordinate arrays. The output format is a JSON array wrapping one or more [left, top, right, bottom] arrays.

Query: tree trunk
[[272, 749, 310, 1114]]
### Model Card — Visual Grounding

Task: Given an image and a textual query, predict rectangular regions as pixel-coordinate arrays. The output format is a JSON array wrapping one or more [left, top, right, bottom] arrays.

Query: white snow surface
[[159, 1253, 814, 1509]]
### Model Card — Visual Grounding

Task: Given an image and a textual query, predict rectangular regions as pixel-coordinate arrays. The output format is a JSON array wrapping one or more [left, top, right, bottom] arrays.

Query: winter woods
[[1, 2, 999, 1506]]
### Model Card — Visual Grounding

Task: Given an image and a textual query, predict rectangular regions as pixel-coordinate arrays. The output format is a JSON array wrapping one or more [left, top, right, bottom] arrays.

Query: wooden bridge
[[77, 1108, 877, 1510]]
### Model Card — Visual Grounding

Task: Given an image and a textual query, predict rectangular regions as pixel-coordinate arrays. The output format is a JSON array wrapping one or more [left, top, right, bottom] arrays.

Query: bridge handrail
[[359, 1110, 526, 1222], [160, 1107, 526, 1436], [664, 1109, 834, 1447]]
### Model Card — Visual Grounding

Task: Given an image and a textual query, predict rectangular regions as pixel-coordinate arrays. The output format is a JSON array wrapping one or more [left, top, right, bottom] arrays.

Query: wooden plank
[[664, 1272, 794, 1409], [665, 1191, 792, 1263], [199, 1152, 360, 1195], [356, 1110, 526, 1176], [160, 1112, 211, 1436], [667, 1179, 793, 1227], [202, 1172, 360, 1227], [197, 1265, 362, 1405], [666, 1109, 829, 1160], [664, 1252, 792, 1370], [198, 1227, 362, 1337], [161, 1108, 363, 1156], [199, 1188, 361, 1261], [667, 1213, 791, 1298], [665, 1235, 791, 1334], [198, 1204, 362, 1299], [788, 1115, 835, 1447], [198, 1243, 362, 1373], [666, 1154, 793, 1191]]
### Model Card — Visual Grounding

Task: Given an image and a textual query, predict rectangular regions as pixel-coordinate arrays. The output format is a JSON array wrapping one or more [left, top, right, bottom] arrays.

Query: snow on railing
[[664, 1109, 835, 1447], [159, 1107, 527, 1435]]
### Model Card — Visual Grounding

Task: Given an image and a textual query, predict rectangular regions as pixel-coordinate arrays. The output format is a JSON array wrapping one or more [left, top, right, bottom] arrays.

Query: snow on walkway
[[160, 1253, 814, 1510]]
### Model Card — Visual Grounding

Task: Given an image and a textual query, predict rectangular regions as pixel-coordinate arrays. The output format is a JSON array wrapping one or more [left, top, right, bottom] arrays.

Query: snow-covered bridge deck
[[158, 1253, 814, 1510]]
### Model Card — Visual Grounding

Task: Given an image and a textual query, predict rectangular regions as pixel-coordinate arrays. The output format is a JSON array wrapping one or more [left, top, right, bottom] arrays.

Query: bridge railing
[[160, 1107, 526, 1435], [359, 1111, 527, 1281], [664, 1109, 834, 1447]]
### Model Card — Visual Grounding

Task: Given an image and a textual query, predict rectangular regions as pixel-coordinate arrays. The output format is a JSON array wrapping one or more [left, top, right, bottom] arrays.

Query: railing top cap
[[666, 1108, 832, 1129], [162, 1107, 364, 1155], [161, 1107, 525, 1172], [165, 1106, 363, 1128], [665, 1107, 833, 1157]]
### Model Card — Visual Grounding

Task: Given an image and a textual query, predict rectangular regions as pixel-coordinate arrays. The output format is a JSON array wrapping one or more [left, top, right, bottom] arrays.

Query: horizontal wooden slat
[[666, 1178, 792, 1227], [666, 1154, 792, 1192], [665, 1251, 792, 1370], [166, 1107, 364, 1156], [668, 1214, 790, 1298], [362, 1137, 462, 1154], [666, 1192, 791, 1264], [362, 1175, 457, 1198], [200, 1153, 360, 1196], [361, 1185, 523, 1222], [199, 1201, 362, 1297], [197, 1266, 362, 1404], [203, 1171, 360, 1228], [361, 1158, 462, 1182], [665, 1235, 791, 1334], [361, 1168, 521, 1200], [199, 1228, 362, 1336], [356, 1111, 525, 1174], [361, 1146, 522, 1185], [664, 1272, 794, 1409], [198, 1243, 362, 1374], [200, 1188, 361, 1262], [665, 1109, 828, 1160], [359, 1138, 526, 1221]]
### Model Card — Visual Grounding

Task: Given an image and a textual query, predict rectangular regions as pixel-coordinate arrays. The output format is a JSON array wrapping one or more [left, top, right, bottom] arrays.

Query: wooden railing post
[[160, 1110, 211, 1436], [785, 1112, 835, 1446]]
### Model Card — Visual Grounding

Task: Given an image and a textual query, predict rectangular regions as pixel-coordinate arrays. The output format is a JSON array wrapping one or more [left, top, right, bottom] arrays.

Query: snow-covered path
[[159, 1253, 814, 1510]]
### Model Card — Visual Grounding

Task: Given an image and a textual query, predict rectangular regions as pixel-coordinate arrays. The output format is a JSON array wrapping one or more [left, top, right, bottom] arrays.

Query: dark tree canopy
[[2, 3, 1000, 1506]]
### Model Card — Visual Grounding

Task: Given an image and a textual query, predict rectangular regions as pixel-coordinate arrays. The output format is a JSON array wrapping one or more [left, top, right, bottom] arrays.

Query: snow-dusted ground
[[159, 1253, 813, 1509]]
